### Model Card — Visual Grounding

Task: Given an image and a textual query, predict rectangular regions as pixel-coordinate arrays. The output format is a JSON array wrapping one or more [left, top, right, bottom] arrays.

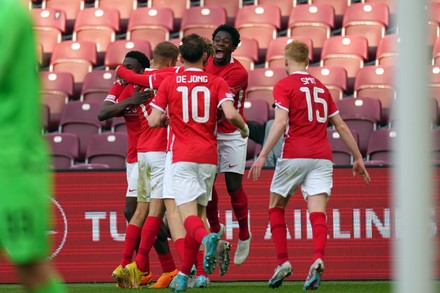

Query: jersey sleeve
[[217, 78, 234, 108], [150, 78, 170, 113], [227, 67, 248, 96], [116, 66, 152, 88], [104, 82, 125, 103], [273, 80, 290, 112]]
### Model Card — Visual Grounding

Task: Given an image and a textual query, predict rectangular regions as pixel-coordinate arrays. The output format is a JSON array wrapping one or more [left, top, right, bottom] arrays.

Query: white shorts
[[126, 162, 138, 198], [162, 152, 175, 199], [217, 130, 248, 174], [137, 152, 166, 202], [171, 162, 217, 207], [270, 158, 333, 200]]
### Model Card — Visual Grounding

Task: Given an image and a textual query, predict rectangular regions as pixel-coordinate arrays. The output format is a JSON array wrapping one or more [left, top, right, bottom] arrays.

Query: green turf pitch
[[0, 281, 398, 293]]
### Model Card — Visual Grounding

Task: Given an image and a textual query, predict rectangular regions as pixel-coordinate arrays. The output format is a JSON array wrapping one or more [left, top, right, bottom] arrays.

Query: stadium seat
[[361, 0, 396, 16], [36, 42, 44, 66], [255, 0, 295, 30], [111, 116, 127, 133], [200, 0, 243, 26], [104, 40, 152, 70], [321, 35, 369, 93], [337, 97, 382, 157], [44, 0, 86, 34], [69, 163, 110, 169], [58, 101, 106, 161], [127, 7, 174, 50], [342, 2, 389, 60], [85, 133, 128, 169], [327, 128, 360, 165], [41, 103, 50, 133], [235, 5, 281, 62], [50, 41, 97, 97], [72, 8, 120, 54], [376, 34, 399, 66], [433, 37, 440, 66], [232, 38, 259, 72], [147, 0, 191, 32], [31, 8, 66, 66], [180, 6, 227, 39], [366, 128, 396, 164], [44, 132, 80, 169], [266, 36, 313, 69], [247, 68, 288, 109], [95, 0, 137, 32], [428, 2, 440, 46], [287, 3, 334, 61], [80, 70, 115, 103], [243, 99, 270, 125], [307, 66, 347, 103], [354, 65, 396, 124], [40, 71, 74, 130], [308, 0, 349, 29]]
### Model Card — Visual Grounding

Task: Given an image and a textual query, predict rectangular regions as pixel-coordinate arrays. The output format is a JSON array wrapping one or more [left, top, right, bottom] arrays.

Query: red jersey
[[117, 66, 182, 89], [104, 82, 141, 163], [273, 71, 339, 160], [151, 68, 234, 164], [204, 56, 248, 133]]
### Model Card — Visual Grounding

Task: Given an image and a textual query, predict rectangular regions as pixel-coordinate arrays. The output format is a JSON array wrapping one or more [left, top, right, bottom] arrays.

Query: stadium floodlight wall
[[0, 168, 439, 283]]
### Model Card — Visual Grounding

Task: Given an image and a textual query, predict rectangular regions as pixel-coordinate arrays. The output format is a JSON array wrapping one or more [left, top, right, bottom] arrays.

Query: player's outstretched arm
[[221, 100, 249, 138], [330, 114, 371, 184]]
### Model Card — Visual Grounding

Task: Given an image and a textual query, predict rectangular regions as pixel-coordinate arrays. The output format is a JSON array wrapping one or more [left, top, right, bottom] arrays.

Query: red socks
[[181, 232, 200, 276], [310, 212, 327, 261], [121, 224, 142, 267], [269, 207, 288, 265], [230, 187, 250, 240], [135, 216, 162, 272], [196, 250, 205, 276], [158, 253, 176, 273], [206, 186, 220, 233], [184, 215, 208, 243], [174, 238, 185, 263]]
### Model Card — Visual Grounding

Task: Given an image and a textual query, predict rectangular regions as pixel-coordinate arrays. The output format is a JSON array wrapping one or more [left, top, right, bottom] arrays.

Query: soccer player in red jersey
[[204, 24, 252, 266], [248, 40, 371, 290], [148, 34, 249, 292]]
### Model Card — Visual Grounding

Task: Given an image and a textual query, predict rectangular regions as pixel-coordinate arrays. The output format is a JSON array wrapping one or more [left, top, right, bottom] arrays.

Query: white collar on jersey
[[291, 71, 309, 75], [183, 67, 204, 72]]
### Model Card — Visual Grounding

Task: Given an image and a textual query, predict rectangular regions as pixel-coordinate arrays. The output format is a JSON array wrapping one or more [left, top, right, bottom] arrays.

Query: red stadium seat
[[235, 5, 281, 61], [58, 101, 106, 161], [376, 34, 399, 66], [255, 0, 295, 29], [95, 0, 137, 31], [41, 103, 50, 133], [85, 133, 128, 169], [327, 129, 360, 165], [433, 37, 440, 66], [40, 71, 74, 130], [31, 8, 66, 66], [70, 163, 110, 169], [180, 6, 227, 40], [307, 66, 347, 103], [362, 0, 396, 15], [200, 0, 243, 26], [287, 3, 334, 61], [111, 116, 127, 133], [72, 8, 120, 54], [354, 65, 396, 124], [342, 2, 389, 60], [147, 0, 191, 31], [44, 0, 85, 34], [104, 40, 152, 70], [429, 66, 440, 112], [266, 36, 313, 69], [244, 99, 270, 125], [337, 97, 382, 156], [127, 7, 174, 49], [366, 128, 396, 163], [44, 133, 80, 169], [232, 38, 259, 72], [321, 35, 369, 93], [80, 70, 116, 103], [308, 0, 349, 29], [50, 41, 97, 96], [428, 3, 440, 46], [247, 68, 287, 108]]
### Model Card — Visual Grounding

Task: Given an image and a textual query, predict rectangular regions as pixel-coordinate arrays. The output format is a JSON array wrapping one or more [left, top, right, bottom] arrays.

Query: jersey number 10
[[178, 86, 211, 123]]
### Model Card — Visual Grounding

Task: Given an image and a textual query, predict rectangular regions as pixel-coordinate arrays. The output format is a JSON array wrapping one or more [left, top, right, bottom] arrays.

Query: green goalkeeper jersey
[[0, 0, 49, 172]]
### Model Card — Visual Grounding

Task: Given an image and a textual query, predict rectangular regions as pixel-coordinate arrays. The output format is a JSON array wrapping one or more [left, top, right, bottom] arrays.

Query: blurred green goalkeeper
[[0, 0, 66, 292]]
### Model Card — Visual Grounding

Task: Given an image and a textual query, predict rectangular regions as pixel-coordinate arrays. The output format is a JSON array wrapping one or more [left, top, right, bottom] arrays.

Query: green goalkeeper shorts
[[0, 169, 52, 265]]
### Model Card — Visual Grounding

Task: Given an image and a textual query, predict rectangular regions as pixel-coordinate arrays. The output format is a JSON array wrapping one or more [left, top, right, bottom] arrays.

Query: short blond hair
[[284, 40, 309, 65]]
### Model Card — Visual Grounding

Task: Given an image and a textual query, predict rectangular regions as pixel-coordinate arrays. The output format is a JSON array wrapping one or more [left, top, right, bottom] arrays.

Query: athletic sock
[[206, 186, 220, 233], [181, 233, 200, 276], [135, 216, 162, 272], [230, 187, 250, 240], [158, 253, 176, 273], [269, 207, 288, 265], [174, 237, 185, 263], [195, 250, 205, 276], [184, 215, 208, 243], [310, 212, 327, 261], [121, 224, 142, 267]]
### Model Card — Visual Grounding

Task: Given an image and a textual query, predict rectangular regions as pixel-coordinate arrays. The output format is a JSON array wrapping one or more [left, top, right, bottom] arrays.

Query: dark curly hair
[[212, 24, 241, 48], [125, 51, 150, 69]]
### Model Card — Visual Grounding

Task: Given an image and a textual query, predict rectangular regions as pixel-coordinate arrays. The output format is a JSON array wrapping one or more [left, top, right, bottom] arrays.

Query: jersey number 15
[[300, 86, 328, 123]]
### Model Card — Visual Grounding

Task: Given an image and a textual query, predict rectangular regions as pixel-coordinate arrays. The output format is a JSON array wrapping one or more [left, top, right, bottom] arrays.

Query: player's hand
[[248, 155, 266, 181], [240, 124, 249, 138], [131, 88, 153, 105], [160, 114, 170, 127], [353, 159, 371, 184]]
